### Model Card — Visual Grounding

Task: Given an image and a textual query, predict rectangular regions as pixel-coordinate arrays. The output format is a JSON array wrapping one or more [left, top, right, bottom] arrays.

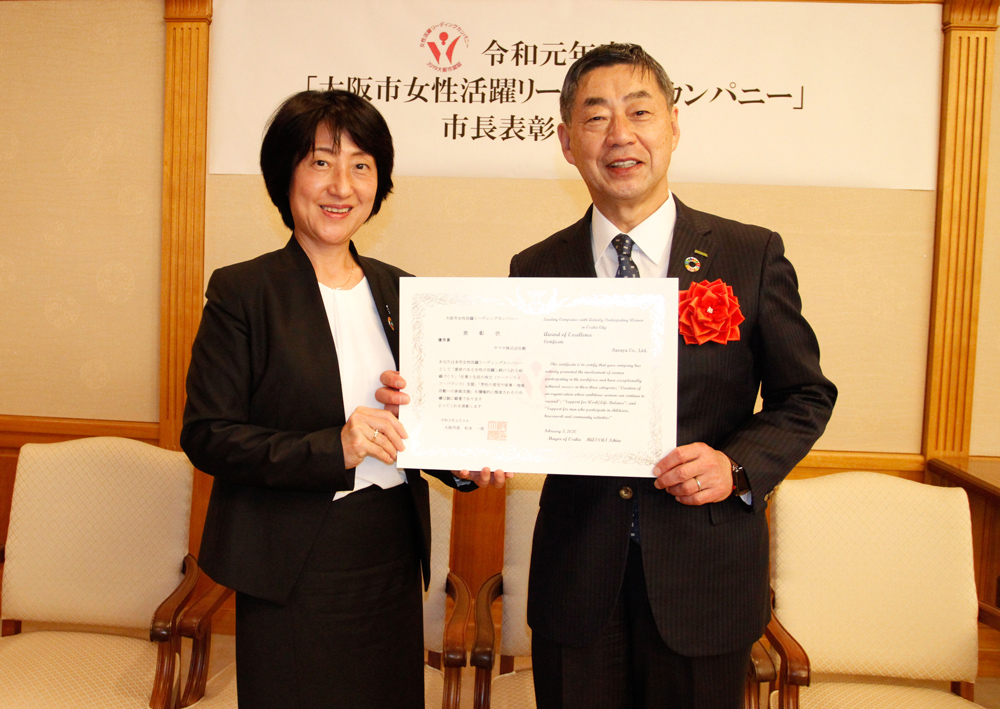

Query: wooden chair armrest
[[148, 554, 200, 709], [470, 573, 503, 671], [471, 573, 503, 709], [177, 580, 236, 708], [979, 601, 1000, 632], [750, 639, 776, 684], [178, 581, 235, 639], [763, 608, 809, 687], [439, 571, 473, 709], [150, 554, 200, 642], [763, 604, 809, 709], [745, 639, 776, 709], [442, 571, 472, 669]]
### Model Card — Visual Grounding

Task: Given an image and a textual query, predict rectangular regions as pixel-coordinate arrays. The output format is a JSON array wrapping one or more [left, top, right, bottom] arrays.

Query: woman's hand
[[342, 406, 407, 469], [456, 467, 513, 489], [375, 370, 513, 489], [375, 370, 409, 417]]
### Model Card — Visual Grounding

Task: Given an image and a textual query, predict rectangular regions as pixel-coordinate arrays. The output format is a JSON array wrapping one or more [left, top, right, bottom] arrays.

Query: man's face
[[559, 64, 679, 231]]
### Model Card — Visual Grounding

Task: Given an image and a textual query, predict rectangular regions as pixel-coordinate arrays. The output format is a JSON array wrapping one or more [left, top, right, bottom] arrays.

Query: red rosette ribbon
[[678, 279, 745, 345]]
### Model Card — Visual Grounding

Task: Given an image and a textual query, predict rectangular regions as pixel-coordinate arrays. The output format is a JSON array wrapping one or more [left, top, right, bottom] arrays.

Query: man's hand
[[375, 370, 410, 417], [653, 443, 733, 505], [456, 467, 513, 489]]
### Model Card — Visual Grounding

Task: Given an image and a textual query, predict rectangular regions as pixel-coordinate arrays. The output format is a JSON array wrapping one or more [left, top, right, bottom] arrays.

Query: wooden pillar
[[160, 0, 211, 452], [925, 0, 999, 459], [161, 1, 213, 565]]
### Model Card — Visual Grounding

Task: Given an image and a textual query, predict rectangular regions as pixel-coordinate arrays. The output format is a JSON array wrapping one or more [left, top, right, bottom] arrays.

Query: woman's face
[[289, 123, 378, 252]]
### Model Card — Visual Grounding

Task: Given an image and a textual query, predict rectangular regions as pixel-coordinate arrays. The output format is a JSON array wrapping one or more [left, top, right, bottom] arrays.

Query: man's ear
[[669, 106, 680, 153], [558, 123, 575, 166]]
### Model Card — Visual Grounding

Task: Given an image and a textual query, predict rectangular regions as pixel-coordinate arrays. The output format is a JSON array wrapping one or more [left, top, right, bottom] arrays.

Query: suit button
[[619, 486, 633, 500]]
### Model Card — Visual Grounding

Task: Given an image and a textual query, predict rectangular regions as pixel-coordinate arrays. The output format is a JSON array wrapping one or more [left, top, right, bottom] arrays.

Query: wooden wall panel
[[0, 416, 159, 450]]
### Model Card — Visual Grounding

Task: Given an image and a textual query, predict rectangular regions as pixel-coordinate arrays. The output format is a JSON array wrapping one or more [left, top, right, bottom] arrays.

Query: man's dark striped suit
[[511, 198, 836, 706]]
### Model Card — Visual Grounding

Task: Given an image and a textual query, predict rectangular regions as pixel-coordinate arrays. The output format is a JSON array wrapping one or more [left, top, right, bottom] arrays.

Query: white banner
[[208, 0, 943, 189]]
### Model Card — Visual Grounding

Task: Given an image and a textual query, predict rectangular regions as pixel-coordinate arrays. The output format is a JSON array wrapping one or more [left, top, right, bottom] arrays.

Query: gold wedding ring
[[695, 476, 703, 491], [372, 429, 380, 443]]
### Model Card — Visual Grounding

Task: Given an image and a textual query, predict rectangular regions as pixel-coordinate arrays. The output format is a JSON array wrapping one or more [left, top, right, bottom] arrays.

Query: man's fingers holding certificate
[[653, 443, 733, 505], [455, 467, 513, 489], [342, 406, 407, 469]]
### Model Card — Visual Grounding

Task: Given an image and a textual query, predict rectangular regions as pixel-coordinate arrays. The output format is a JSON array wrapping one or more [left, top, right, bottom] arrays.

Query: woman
[[181, 90, 502, 708]]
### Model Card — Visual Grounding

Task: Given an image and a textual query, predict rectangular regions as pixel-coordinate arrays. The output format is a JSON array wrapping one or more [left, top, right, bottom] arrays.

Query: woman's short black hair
[[260, 90, 395, 231]]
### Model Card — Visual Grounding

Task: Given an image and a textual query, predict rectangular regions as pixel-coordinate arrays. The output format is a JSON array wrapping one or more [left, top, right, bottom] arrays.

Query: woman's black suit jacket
[[181, 237, 464, 604]]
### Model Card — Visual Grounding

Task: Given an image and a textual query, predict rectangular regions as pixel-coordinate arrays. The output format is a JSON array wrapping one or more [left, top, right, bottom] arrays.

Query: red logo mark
[[420, 22, 469, 73]]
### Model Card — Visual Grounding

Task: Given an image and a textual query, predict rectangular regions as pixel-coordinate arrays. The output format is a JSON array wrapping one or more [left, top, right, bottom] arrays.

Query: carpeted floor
[[206, 634, 1000, 708]]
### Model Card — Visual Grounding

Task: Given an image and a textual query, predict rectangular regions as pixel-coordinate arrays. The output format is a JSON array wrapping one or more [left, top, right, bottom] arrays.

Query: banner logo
[[420, 22, 469, 73]]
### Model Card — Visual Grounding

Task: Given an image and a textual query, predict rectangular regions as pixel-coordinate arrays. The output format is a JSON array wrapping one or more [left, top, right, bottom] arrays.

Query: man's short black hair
[[559, 43, 674, 124]]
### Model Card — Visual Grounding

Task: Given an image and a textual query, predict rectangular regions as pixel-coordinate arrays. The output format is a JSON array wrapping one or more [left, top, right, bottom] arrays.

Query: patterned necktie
[[612, 234, 640, 278], [611, 233, 643, 543]]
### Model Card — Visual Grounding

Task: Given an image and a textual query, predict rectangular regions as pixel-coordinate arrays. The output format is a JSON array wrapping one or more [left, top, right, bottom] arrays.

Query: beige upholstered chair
[[470, 475, 775, 709], [765, 471, 1000, 708], [178, 473, 471, 709], [0, 436, 198, 709]]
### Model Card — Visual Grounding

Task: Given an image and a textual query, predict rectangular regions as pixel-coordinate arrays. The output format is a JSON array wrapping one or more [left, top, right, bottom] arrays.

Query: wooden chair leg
[[473, 667, 492, 709], [442, 666, 462, 709]]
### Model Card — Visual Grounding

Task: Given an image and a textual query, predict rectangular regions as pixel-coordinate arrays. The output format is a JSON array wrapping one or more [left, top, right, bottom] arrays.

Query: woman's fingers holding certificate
[[455, 467, 513, 489], [342, 406, 407, 469], [375, 370, 409, 417]]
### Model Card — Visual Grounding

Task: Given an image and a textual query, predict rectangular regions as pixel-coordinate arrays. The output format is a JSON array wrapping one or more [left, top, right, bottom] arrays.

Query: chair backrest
[[2, 437, 193, 629], [769, 471, 979, 682], [499, 474, 543, 657], [423, 474, 455, 653]]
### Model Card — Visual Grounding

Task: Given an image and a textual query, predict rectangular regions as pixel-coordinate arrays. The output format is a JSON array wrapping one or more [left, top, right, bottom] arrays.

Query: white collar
[[591, 193, 677, 269]]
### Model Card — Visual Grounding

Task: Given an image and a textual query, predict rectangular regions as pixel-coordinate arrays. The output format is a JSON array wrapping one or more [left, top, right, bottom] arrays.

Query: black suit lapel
[[280, 237, 346, 420], [355, 247, 402, 368], [669, 199, 717, 288], [562, 207, 599, 278]]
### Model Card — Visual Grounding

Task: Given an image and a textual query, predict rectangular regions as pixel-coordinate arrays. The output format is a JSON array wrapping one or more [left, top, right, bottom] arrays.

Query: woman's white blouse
[[319, 277, 406, 501]]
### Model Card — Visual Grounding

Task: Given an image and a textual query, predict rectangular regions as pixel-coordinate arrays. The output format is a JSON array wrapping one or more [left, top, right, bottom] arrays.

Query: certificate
[[396, 278, 678, 477]]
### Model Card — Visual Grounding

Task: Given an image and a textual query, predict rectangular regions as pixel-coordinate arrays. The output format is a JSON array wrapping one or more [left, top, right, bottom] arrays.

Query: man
[[512, 43, 836, 708]]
